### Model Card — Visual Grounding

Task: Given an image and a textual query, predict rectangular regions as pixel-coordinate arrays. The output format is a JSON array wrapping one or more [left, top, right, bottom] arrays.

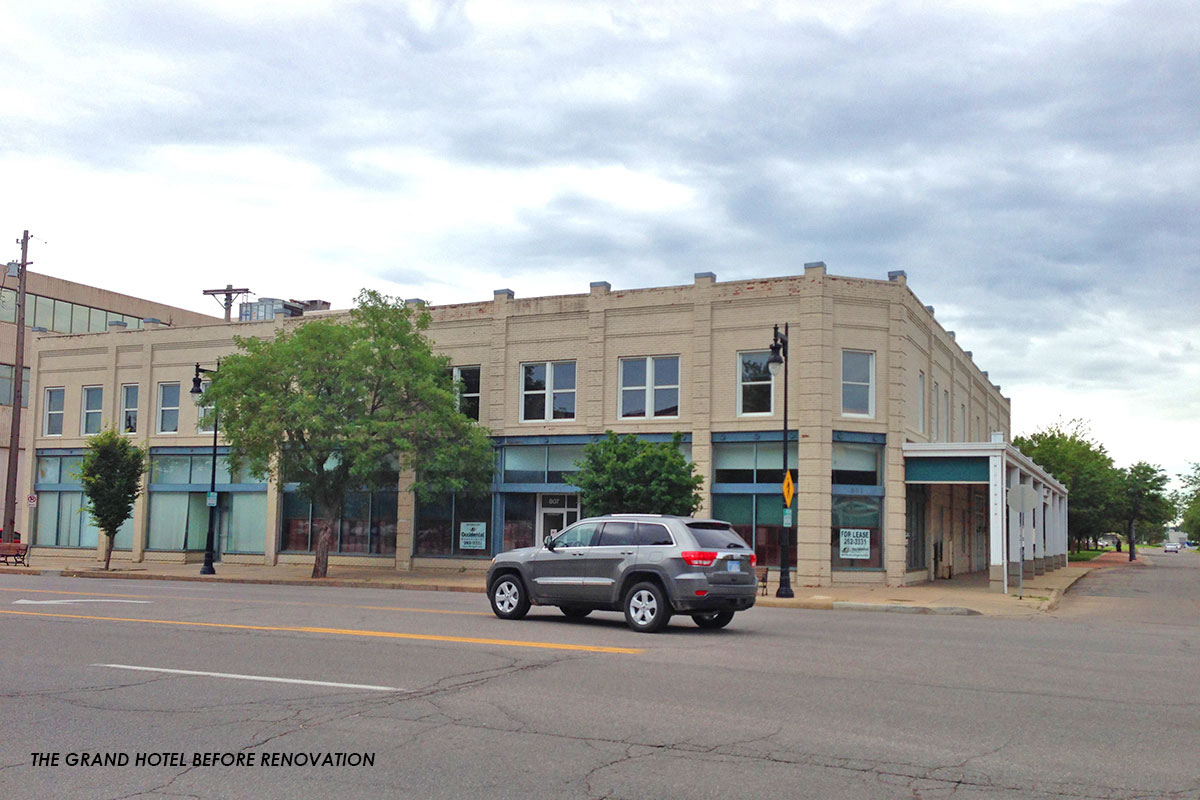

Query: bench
[[0, 542, 29, 567], [755, 566, 769, 596]]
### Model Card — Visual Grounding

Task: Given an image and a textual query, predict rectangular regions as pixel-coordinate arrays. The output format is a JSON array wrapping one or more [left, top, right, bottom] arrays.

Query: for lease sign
[[839, 528, 871, 560]]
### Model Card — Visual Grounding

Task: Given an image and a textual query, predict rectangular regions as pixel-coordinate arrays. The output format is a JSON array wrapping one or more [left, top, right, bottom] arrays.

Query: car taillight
[[750, 553, 757, 567], [681, 551, 717, 566]]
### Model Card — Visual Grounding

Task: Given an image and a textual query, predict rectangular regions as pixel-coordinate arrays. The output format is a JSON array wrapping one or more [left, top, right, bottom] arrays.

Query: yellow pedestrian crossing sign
[[782, 471, 794, 508]]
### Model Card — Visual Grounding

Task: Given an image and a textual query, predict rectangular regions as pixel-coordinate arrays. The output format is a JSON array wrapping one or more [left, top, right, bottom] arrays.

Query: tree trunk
[[103, 533, 114, 571], [1128, 519, 1136, 562], [312, 516, 335, 578]]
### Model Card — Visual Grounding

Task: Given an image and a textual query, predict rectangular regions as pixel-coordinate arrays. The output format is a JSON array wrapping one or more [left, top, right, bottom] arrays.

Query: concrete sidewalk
[[0, 551, 1144, 617]]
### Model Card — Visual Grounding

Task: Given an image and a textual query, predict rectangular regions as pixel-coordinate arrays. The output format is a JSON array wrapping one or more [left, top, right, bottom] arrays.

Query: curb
[[55, 569, 486, 594]]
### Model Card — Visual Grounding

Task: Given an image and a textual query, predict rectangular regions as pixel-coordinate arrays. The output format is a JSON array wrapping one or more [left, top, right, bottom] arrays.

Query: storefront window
[[832, 442, 882, 486], [712, 493, 795, 568], [504, 493, 536, 551], [414, 492, 492, 557], [831, 495, 883, 570], [279, 490, 399, 555], [33, 453, 129, 549]]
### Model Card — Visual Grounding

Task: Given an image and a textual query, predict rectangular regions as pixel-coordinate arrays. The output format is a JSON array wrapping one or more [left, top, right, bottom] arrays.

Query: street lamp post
[[766, 323, 794, 598], [191, 361, 219, 575]]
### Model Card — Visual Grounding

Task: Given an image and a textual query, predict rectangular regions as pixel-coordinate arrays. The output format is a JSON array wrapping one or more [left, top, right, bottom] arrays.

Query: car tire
[[560, 606, 592, 619], [623, 581, 671, 633], [691, 611, 734, 630], [489, 574, 530, 620]]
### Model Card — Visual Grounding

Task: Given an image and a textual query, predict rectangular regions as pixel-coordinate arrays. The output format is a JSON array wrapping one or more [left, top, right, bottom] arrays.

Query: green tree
[[566, 431, 703, 517], [202, 290, 495, 578], [1117, 461, 1173, 562], [1013, 419, 1119, 551], [1174, 463, 1200, 541], [78, 429, 147, 571]]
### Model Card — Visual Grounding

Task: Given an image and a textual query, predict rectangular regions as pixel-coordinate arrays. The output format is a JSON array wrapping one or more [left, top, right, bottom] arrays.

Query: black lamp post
[[191, 361, 219, 575], [766, 324, 794, 598]]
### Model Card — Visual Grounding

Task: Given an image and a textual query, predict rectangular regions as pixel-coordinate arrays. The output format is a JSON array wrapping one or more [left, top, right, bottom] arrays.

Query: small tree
[[1013, 420, 1120, 551], [567, 432, 703, 517], [78, 429, 147, 571], [1117, 461, 1173, 562], [1174, 463, 1200, 542], [202, 289, 495, 578]]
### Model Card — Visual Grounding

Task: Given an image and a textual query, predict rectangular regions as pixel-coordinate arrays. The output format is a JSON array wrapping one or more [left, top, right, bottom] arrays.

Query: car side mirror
[[544, 534, 555, 551]]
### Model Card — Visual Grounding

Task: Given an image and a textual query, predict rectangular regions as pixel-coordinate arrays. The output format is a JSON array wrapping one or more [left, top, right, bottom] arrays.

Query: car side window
[[554, 522, 600, 549], [635, 523, 673, 546], [597, 521, 637, 547]]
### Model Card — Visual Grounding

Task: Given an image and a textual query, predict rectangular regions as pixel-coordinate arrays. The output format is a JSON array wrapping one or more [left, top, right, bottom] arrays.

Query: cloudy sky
[[1, 0, 1196, 489]]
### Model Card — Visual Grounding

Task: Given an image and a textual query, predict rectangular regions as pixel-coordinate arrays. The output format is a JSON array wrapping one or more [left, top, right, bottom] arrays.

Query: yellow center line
[[0, 609, 644, 654], [0, 586, 491, 616]]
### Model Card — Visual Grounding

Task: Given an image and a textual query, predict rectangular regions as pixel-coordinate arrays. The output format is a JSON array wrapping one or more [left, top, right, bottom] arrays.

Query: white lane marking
[[92, 664, 406, 692], [14, 598, 152, 605]]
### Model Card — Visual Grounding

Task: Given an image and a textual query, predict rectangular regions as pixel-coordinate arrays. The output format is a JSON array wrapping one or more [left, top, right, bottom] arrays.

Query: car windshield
[[687, 522, 750, 550]]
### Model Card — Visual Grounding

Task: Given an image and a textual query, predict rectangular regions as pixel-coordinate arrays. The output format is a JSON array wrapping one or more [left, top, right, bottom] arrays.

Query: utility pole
[[3, 231, 30, 544], [202, 285, 251, 322]]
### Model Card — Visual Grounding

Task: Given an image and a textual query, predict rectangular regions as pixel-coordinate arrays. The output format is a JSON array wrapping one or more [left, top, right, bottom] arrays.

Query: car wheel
[[560, 606, 592, 619], [623, 581, 671, 633], [691, 611, 734, 630], [489, 574, 530, 620]]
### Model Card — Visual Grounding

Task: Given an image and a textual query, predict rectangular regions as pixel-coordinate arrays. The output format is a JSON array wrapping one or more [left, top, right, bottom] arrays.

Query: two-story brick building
[[20, 264, 1067, 591]]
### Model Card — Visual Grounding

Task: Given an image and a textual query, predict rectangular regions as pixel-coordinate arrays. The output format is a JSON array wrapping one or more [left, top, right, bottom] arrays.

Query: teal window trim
[[149, 483, 267, 493], [832, 431, 886, 444], [712, 431, 798, 443]]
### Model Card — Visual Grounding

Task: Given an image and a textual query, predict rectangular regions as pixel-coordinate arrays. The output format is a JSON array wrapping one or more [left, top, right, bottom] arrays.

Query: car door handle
[[620, 551, 634, 555]]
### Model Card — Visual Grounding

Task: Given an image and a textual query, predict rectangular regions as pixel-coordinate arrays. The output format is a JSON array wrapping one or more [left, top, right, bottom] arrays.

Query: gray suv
[[486, 514, 758, 633]]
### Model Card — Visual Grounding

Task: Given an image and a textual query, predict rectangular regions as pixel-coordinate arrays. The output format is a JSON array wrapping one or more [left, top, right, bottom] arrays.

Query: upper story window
[[841, 350, 875, 417], [452, 366, 481, 421], [0, 288, 144, 333], [0, 364, 30, 408], [521, 361, 575, 422], [81, 386, 103, 435], [44, 387, 65, 436], [932, 381, 941, 441], [942, 389, 950, 440], [737, 351, 773, 416], [197, 381, 214, 433], [620, 356, 680, 418], [121, 384, 138, 433], [157, 382, 180, 434], [917, 371, 925, 433]]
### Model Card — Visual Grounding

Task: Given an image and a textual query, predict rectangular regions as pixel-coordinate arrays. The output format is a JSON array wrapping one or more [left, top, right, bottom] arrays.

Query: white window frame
[[737, 350, 774, 417], [840, 350, 875, 418], [520, 360, 576, 422], [121, 384, 139, 434], [157, 382, 180, 434], [932, 381, 940, 441], [917, 371, 926, 433], [452, 365, 481, 421], [44, 387, 65, 436], [619, 355, 680, 419], [81, 385, 103, 435], [196, 380, 214, 433]]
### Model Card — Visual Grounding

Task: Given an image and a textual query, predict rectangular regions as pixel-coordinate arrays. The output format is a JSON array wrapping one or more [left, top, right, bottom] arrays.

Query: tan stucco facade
[[21, 265, 1048, 587], [0, 272, 219, 527]]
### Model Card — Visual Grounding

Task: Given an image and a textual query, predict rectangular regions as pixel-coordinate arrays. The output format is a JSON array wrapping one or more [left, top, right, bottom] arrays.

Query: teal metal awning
[[905, 456, 989, 483]]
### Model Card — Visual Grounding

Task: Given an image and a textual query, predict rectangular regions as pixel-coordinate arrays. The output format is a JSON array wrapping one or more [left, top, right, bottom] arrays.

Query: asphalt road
[[0, 551, 1197, 800]]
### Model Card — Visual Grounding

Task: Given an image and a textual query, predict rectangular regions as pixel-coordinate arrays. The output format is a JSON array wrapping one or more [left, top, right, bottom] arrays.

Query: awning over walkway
[[903, 440, 1068, 594]]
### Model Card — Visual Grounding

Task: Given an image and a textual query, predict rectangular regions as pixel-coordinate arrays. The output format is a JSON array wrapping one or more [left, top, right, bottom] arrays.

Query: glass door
[[537, 494, 579, 541]]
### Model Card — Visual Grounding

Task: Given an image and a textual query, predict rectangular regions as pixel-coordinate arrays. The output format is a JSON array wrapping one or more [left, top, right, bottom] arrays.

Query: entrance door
[[537, 494, 579, 541]]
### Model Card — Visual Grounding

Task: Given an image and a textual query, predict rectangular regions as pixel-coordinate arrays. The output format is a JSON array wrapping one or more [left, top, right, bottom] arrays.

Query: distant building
[[238, 298, 331, 322]]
